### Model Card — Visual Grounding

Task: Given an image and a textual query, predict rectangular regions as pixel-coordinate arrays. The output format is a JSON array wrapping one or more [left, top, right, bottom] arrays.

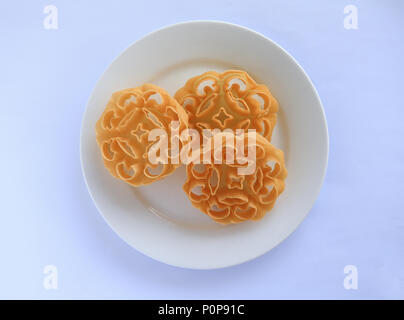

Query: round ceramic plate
[[80, 21, 328, 269]]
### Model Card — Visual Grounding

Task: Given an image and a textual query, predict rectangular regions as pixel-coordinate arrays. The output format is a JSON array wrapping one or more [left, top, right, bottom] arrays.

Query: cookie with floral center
[[175, 70, 278, 141], [183, 131, 287, 224], [95, 84, 188, 186]]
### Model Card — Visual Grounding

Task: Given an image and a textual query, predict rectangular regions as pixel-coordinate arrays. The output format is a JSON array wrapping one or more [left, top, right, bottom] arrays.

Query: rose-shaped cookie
[[175, 70, 278, 141], [96, 84, 188, 186], [183, 132, 287, 224]]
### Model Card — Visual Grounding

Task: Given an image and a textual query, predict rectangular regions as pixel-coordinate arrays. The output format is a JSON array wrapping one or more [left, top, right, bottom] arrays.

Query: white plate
[[80, 21, 328, 269]]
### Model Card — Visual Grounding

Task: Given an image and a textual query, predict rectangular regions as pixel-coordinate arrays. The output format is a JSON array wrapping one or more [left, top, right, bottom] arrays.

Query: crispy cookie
[[174, 70, 278, 141], [183, 132, 287, 224], [95, 84, 188, 186]]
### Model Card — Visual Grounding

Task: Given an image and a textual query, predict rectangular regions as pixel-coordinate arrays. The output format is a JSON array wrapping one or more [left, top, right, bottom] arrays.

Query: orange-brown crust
[[95, 84, 188, 186], [174, 70, 278, 141], [183, 132, 287, 224]]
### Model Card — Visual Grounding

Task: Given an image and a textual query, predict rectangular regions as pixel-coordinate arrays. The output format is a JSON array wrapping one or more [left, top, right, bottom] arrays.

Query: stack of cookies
[[95, 70, 287, 224]]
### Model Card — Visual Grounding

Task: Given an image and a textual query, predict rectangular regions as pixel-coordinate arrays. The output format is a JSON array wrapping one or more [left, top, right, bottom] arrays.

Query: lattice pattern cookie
[[95, 84, 188, 186], [183, 132, 287, 224], [175, 70, 278, 141]]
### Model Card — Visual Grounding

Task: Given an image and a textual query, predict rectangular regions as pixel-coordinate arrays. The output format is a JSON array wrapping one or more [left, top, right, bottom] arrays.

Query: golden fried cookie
[[95, 84, 188, 186], [175, 70, 278, 141], [183, 132, 287, 224]]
